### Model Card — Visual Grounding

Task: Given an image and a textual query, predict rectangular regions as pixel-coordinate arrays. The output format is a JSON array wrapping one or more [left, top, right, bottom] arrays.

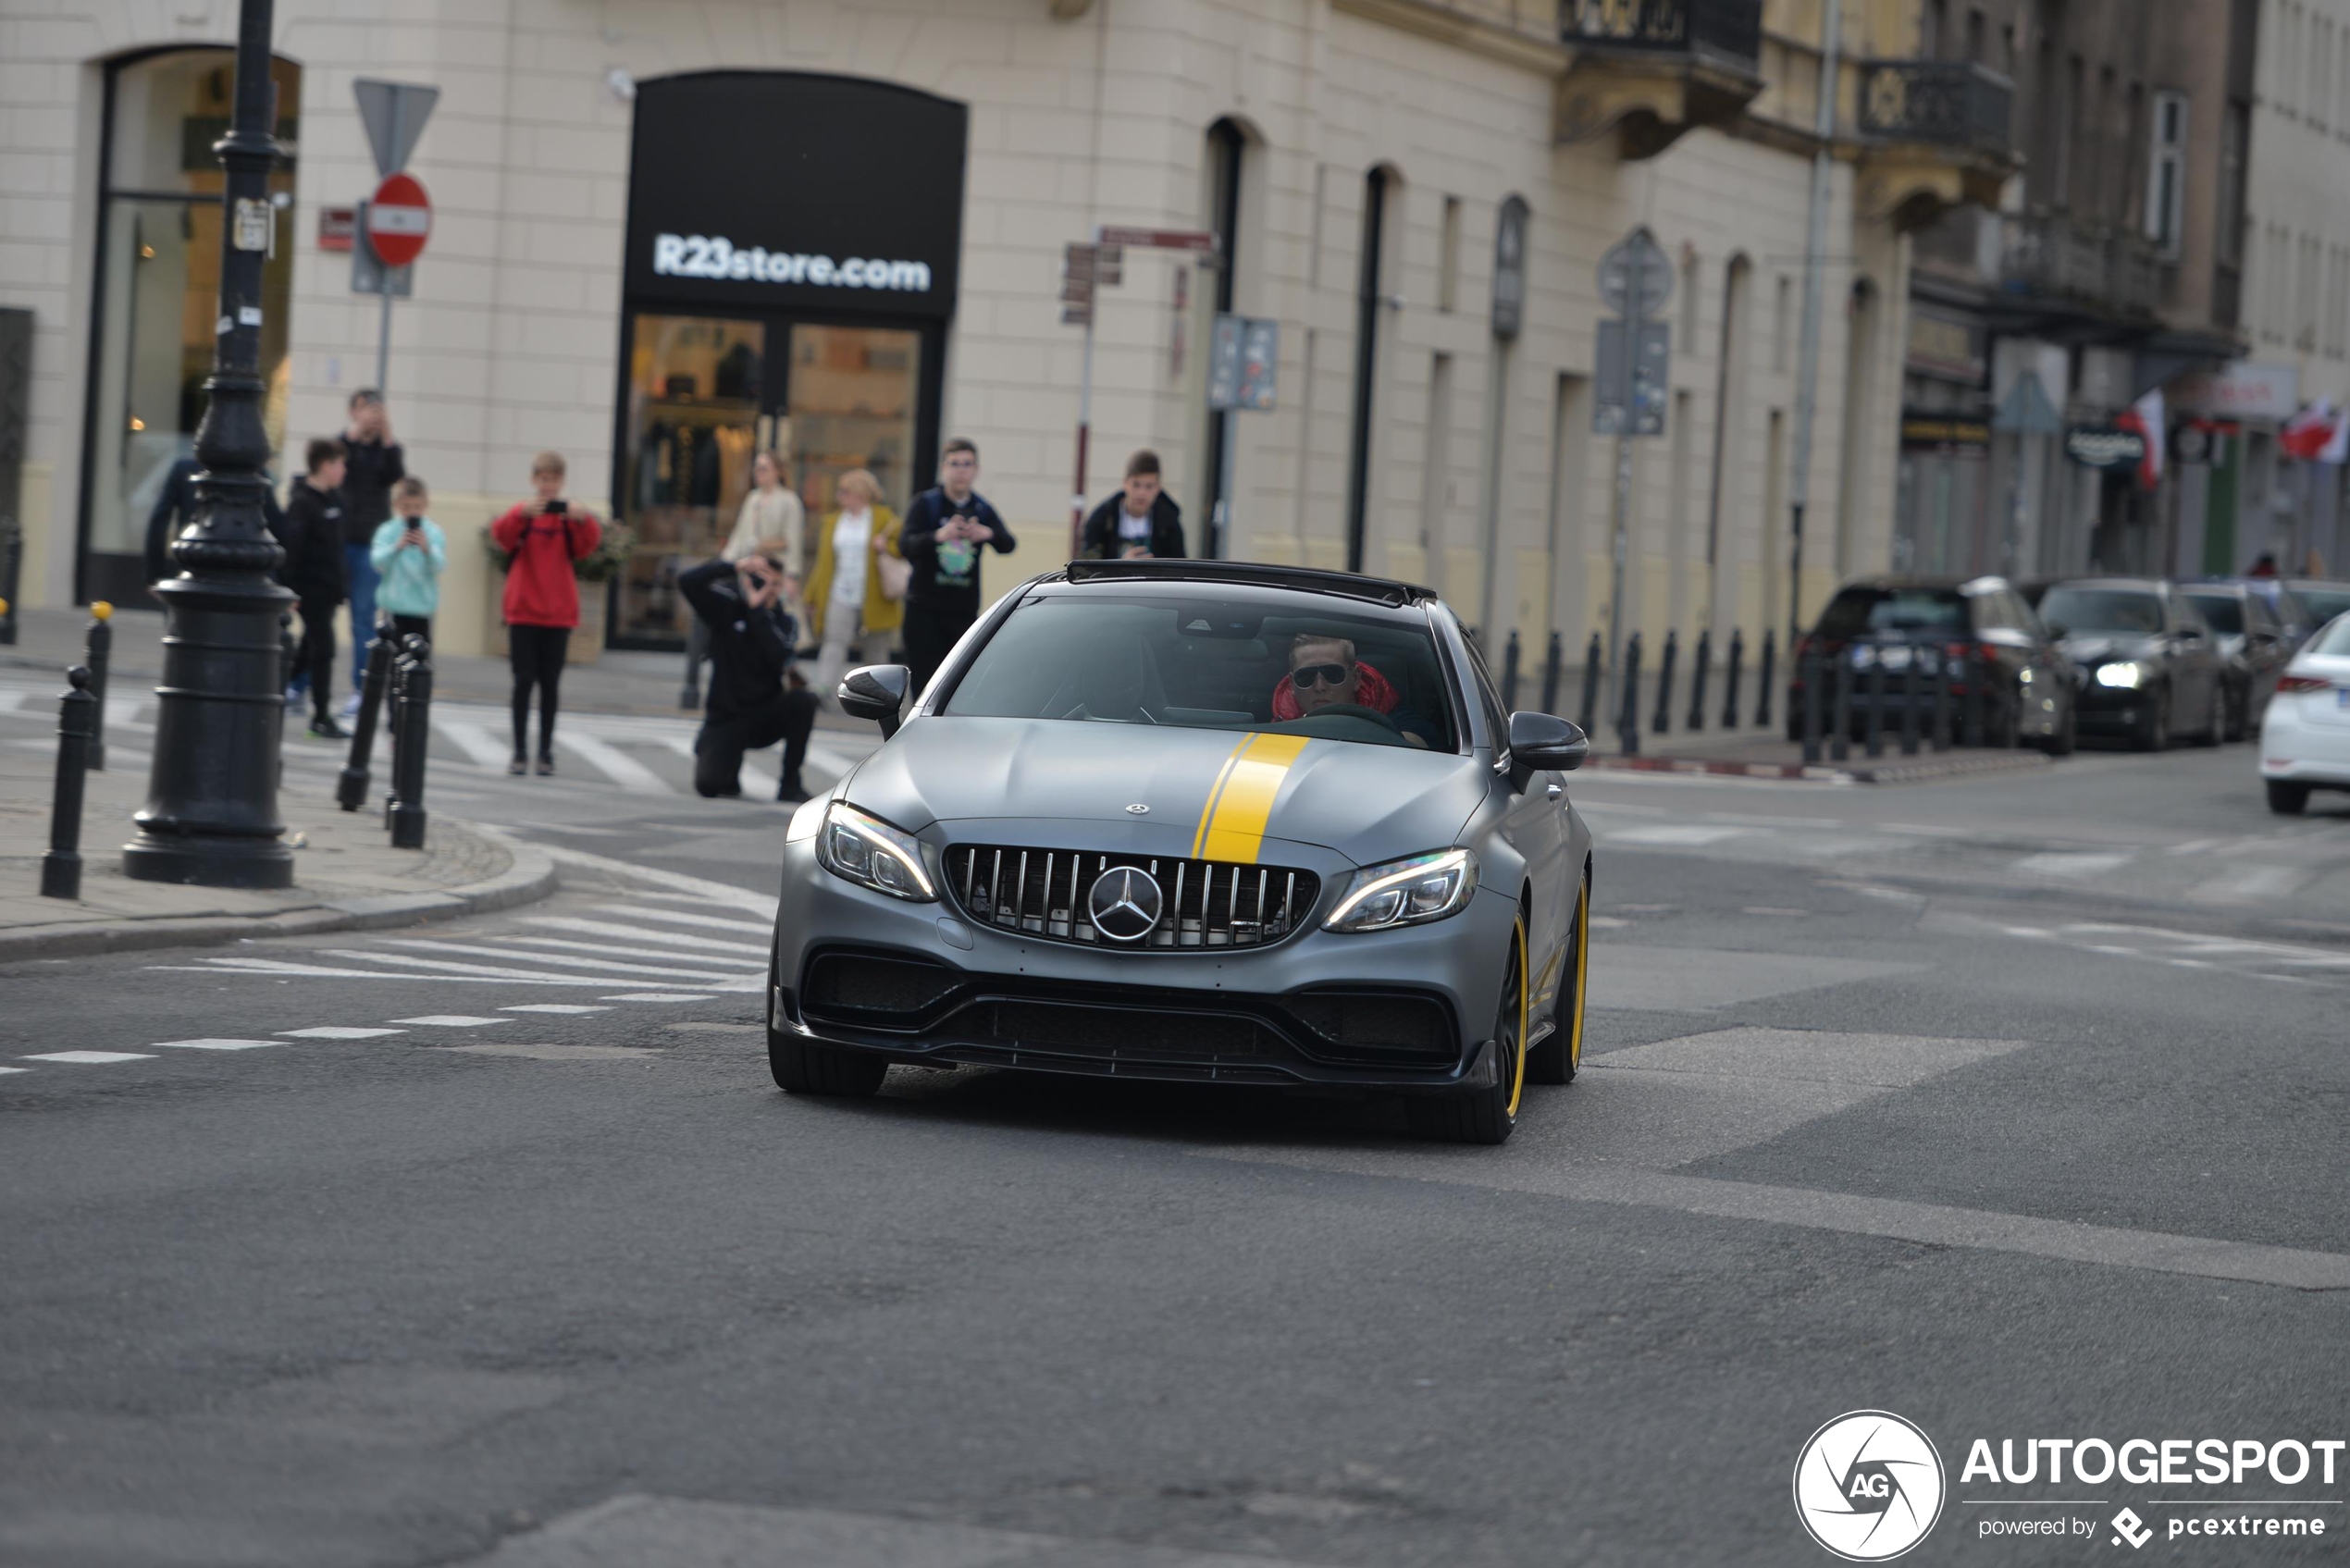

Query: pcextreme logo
[[1794, 1410, 1948, 1562]]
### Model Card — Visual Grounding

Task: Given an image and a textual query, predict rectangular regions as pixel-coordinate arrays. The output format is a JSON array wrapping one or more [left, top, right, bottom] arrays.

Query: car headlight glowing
[[815, 802, 936, 901], [2095, 661, 2144, 688], [1323, 848, 1478, 933]]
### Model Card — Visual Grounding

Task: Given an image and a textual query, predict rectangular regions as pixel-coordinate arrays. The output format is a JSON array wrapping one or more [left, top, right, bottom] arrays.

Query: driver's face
[[1291, 648, 1357, 713]]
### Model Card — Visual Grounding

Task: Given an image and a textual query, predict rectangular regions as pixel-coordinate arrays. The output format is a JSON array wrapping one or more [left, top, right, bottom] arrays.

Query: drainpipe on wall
[[1786, 0, 1843, 647]]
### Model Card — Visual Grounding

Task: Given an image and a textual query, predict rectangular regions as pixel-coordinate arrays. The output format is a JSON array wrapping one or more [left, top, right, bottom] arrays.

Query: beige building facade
[[2, 0, 1989, 685]]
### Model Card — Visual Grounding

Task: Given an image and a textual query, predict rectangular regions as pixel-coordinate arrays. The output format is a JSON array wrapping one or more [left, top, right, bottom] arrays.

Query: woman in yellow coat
[[806, 468, 905, 702]]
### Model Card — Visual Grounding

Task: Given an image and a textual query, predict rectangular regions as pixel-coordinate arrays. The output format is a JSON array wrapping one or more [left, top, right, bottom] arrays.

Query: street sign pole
[[375, 93, 403, 393], [1594, 227, 1670, 727], [1785, 0, 1842, 651]]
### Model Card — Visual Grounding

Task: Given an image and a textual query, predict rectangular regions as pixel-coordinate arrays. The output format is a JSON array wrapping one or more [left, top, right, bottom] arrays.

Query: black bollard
[[1755, 629, 1775, 730], [1618, 633, 1642, 756], [1830, 651, 1852, 762], [1866, 644, 1887, 758], [337, 619, 396, 812], [1578, 632, 1602, 735], [1900, 637, 1923, 756], [1964, 649, 1987, 747], [382, 638, 409, 829], [388, 635, 432, 850], [84, 603, 113, 772], [277, 610, 295, 791], [1688, 628, 1712, 731], [1501, 628, 1521, 710], [1931, 642, 1954, 752], [1651, 629, 1677, 735], [1540, 631, 1563, 716], [1721, 628, 1744, 730], [1800, 641, 1824, 764], [43, 667, 94, 900]]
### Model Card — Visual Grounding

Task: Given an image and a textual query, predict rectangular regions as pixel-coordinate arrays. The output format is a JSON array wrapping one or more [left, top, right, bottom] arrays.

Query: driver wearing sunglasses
[[1279, 635, 1434, 748]]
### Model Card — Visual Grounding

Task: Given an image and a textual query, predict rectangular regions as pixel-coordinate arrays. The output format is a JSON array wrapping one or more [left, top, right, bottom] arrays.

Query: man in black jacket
[[680, 545, 819, 800], [898, 438, 1017, 697], [273, 438, 351, 739], [338, 390, 405, 714], [1081, 449, 1187, 561], [145, 454, 287, 591]]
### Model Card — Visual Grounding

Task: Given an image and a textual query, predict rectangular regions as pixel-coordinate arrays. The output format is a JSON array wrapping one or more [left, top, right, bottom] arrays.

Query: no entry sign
[[365, 172, 432, 268]]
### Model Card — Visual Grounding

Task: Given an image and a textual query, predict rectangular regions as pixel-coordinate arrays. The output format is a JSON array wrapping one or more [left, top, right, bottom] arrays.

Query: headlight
[[1324, 848, 1478, 933], [785, 793, 831, 843], [2095, 661, 2144, 688], [815, 802, 936, 901]]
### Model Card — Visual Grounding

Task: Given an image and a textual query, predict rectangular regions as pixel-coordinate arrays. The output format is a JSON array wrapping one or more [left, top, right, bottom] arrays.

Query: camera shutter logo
[[1792, 1411, 1946, 1561]]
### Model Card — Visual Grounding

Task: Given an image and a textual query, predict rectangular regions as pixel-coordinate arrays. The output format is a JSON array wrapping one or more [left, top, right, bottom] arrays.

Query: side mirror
[[1507, 710, 1589, 783], [839, 664, 911, 738]]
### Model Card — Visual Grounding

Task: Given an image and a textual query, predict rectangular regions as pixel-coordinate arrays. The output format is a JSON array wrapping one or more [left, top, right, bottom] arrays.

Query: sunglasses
[[1291, 662, 1353, 689]]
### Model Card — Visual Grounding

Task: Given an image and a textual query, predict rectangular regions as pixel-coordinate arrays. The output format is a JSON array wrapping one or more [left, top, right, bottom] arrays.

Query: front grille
[[947, 845, 1319, 950], [983, 1000, 1269, 1059]]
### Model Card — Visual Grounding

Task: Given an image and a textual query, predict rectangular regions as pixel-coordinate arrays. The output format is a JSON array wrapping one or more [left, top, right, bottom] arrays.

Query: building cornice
[[1330, 0, 1572, 77]]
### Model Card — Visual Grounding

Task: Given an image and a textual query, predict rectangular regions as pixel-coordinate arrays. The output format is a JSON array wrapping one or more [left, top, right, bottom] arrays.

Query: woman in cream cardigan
[[805, 468, 904, 705]]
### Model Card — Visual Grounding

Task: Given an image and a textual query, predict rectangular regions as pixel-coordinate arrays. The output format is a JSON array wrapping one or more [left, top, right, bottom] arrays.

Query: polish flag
[[2281, 399, 2344, 461]]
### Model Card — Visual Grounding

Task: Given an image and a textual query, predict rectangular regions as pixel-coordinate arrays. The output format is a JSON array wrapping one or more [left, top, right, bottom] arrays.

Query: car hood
[[841, 716, 1487, 864], [2059, 633, 2165, 665]]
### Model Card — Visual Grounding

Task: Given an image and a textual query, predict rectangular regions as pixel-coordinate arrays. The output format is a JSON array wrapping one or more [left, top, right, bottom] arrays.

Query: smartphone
[[543, 498, 568, 514]]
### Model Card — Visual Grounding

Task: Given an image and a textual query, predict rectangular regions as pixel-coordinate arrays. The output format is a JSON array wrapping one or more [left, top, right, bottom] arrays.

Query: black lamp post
[[123, 0, 295, 888]]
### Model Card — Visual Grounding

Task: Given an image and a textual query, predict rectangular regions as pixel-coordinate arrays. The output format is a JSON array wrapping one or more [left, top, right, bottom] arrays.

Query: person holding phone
[[678, 540, 818, 800], [368, 475, 446, 647], [898, 438, 1017, 696], [489, 451, 601, 775]]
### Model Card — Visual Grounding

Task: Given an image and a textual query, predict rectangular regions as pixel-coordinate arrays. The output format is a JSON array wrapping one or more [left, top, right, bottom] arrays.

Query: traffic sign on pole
[[365, 173, 431, 268], [1598, 227, 1673, 318], [352, 79, 439, 178]]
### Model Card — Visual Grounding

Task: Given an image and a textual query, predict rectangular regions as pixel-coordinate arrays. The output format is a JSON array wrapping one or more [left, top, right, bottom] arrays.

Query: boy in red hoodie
[[489, 451, 601, 775]]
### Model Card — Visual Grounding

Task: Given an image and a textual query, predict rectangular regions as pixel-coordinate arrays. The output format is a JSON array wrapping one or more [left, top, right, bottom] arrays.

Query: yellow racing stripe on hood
[[1196, 733, 1312, 864]]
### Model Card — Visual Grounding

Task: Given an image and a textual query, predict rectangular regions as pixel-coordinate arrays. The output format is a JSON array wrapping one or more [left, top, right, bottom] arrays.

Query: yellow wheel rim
[[1569, 883, 1589, 1070], [1503, 916, 1529, 1118]]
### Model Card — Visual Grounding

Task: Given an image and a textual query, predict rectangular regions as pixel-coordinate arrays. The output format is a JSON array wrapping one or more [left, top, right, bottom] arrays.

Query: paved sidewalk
[[1584, 726, 2058, 784], [0, 704, 554, 960]]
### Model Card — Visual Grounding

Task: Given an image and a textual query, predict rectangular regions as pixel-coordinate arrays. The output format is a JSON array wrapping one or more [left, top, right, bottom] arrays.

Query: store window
[[81, 49, 300, 606]]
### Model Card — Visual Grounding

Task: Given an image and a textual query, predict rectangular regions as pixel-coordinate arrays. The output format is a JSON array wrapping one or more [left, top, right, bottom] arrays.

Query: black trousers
[[694, 688, 819, 797], [902, 605, 973, 698], [508, 623, 569, 760], [296, 598, 338, 718]]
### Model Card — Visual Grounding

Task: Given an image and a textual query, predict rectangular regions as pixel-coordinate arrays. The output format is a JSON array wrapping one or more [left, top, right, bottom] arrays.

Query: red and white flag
[[2116, 388, 2166, 488], [2281, 399, 2344, 462]]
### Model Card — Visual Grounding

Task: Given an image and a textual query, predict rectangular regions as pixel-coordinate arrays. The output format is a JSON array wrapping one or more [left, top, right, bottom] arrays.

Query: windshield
[[1813, 587, 1965, 639], [2039, 587, 2165, 636], [2313, 617, 2350, 656], [943, 592, 1460, 751], [2183, 593, 2244, 634], [2296, 586, 2350, 623]]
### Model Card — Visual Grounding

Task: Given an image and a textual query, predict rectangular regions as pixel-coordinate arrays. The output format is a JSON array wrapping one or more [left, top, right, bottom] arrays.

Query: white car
[[2257, 612, 2350, 813]]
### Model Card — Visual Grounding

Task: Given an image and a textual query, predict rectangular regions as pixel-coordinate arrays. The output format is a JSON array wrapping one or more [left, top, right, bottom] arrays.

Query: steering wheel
[[1292, 701, 1402, 735]]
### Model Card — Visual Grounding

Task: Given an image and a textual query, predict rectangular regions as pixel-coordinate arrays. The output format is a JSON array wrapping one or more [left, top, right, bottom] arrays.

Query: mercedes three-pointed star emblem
[[1087, 865, 1164, 943]]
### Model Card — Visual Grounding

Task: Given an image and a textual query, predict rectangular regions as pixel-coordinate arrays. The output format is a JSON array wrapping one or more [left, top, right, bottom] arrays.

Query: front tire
[[2268, 780, 2311, 815], [2223, 679, 2249, 743], [2192, 682, 2223, 747], [766, 946, 889, 1097], [2039, 698, 2076, 757], [1409, 916, 1528, 1145], [2133, 685, 2171, 751], [1527, 878, 1589, 1085]]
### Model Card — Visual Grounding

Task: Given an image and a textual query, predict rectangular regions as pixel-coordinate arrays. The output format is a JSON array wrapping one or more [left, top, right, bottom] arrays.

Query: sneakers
[[308, 716, 349, 741], [338, 693, 363, 721], [777, 774, 810, 803], [534, 755, 556, 776], [508, 756, 528, 776]]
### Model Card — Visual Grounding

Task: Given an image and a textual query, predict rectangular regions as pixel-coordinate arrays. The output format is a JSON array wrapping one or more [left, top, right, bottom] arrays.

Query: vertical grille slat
[[942, 843, 1317, 952]]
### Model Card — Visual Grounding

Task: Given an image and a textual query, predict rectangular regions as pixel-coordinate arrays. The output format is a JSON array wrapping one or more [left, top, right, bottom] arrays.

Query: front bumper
[[2258, 697, 2350, 787], [771, 823, 1518, 1092]]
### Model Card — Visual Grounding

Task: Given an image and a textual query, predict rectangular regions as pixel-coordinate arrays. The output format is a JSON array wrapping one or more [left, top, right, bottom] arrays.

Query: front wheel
[[2223, 680, 2249, 743], [2039, 698, 2076, 758], [2192, 682, 2223, 747], [2268, 780, 2311, 815], [2132, 685, 2171, 752], [1409, 916, 1528, 1145], [1527, 878, 1589, 1085]]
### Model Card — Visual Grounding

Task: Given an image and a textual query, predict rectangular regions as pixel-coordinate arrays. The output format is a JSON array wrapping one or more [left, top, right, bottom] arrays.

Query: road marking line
[[535, 844, 774, 914], [324, 950, 721, 987], [517, 915, 769, 955], [1606, 823, 1753, 846], [444, 1042, 659, 1061], [388, 1015, 511, 1027], [150, 1037, 282, 1050], [22, 1051, 155, 1064], [554, 731, 676, 793], [377, 938, 760, 982], [604, 993, 716, 1002], [487, 935, 759, 969], [596, 903, 771, 935], [500, 1004, 611, 1014], [2013, 850, 2133, 877], [276, 1027, 405, 1040], [153, 958, 609, 986], [0, 1066, 26, 1074], [431, 716, 515, 770], [665, 1021, 760, 1032]]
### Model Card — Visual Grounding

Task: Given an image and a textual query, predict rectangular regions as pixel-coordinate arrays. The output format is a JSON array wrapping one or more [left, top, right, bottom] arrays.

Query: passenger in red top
[[489, 451, 601, 775]]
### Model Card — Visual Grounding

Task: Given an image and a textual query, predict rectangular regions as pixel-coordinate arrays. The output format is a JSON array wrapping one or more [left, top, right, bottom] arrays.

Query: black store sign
[[624, 72, 967, 320], [2064, 424, 2146, 469]]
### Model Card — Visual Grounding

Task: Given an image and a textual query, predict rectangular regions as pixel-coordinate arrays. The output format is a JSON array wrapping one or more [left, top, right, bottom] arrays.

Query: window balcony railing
[[2000, 213, 2163, 315], [1855, 60, 2014, 157], [1560, 0, 1764, 74]]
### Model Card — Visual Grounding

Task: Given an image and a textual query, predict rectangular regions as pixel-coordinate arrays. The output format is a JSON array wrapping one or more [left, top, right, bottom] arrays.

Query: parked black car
[[2183, 580, 2294, 741], [1787, 575, 2076, 754], [2035, 578, 2227, 750]]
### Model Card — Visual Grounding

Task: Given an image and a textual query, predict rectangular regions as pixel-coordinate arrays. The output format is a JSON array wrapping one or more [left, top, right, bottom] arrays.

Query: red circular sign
[[365, 172, 432, 268]]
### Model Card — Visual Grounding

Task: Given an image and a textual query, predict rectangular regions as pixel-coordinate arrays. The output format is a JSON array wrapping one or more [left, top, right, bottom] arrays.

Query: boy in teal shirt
[[368, 476, 447, 643]]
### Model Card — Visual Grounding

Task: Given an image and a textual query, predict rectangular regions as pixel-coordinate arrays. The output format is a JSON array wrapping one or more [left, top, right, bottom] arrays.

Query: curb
[[0, 828, 559, 963], [1589, 750, 2056, 785]]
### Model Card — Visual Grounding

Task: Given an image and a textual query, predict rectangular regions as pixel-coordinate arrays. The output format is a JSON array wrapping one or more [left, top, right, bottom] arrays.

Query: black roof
[[1058, 558, 1438, 608]]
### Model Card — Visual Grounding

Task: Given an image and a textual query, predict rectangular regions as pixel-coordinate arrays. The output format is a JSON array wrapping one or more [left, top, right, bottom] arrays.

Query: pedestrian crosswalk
[[0, 679, 872, 798]]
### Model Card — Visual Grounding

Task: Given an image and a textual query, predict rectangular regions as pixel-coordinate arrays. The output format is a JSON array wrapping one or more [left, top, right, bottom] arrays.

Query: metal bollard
[[1651, 629, 1677, 735], [1540, 631, 1563, 716], [338, 619, 396, 812], [43, 667, 94, 900], [1578, 632, 1602, 735], [1755, 629, 1775, 730], [83, 601, 113, 772], [1866, 644, 1887, 758], [387, 634, 432, 850], [1964, 650, 1987, 747], [1900, 636, 1923, 756], [1800, 641, 1824, 764], [1501, 628, 1521, 710], [1618, 632, 1642, 756], [278, 611, 295, 791], [1721, 628, 1744, 730], [1932, 643, 1954, 752], [1688, 628, 1712, 732], [382, 638, 409, 829], [1830, 652, 1852, 761]]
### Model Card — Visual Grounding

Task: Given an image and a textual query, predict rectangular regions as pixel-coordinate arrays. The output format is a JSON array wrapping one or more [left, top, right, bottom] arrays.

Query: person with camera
[[489, 451, 601, 776], [898, 438, 1016, 696], [678, 540, 818, 801], [367, 476, 446, 646]]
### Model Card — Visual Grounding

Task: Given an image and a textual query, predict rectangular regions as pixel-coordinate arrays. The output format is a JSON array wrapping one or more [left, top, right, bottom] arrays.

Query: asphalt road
[[4, 735, 2348, 1567]]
